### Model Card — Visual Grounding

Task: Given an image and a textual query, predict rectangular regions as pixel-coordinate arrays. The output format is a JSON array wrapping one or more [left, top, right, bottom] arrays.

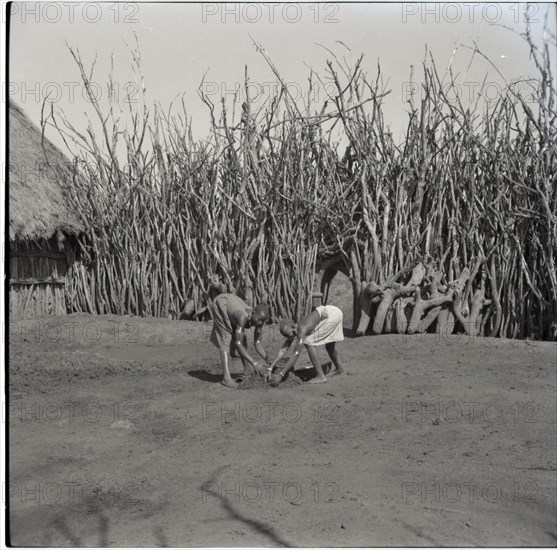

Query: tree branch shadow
[[52, 503, 168, 547], [202, 466, 294, 547]]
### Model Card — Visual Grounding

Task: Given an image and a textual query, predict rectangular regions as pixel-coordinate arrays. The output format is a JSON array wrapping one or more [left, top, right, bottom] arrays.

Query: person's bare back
[[209, 294, 271, 388], [269, 305, 345, 386]]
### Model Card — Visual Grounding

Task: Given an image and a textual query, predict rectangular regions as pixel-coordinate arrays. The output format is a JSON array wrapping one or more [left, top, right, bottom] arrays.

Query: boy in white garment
[[268, 305, 345, 386]]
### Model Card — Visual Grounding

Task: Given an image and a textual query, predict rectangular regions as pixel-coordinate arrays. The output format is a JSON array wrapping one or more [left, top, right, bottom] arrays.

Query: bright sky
[[6, 2, 557, 151]]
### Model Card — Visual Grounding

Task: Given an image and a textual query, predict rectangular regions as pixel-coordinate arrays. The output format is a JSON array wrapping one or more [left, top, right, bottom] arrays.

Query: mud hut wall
[[9, 238, 72, 319]]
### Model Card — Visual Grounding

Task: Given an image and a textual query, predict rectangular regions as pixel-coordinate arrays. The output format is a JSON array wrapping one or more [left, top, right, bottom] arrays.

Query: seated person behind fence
[[210, 293, 271, 388], [268, 304, 345, 386]]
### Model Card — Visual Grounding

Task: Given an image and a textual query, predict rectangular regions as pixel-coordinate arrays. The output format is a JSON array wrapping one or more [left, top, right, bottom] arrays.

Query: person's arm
[[253, 325, 269, 362], [269, 336, 305, 385], [269, 310, 323, 386], [267, 339, 293, 376], [233, 314, 263, 371]]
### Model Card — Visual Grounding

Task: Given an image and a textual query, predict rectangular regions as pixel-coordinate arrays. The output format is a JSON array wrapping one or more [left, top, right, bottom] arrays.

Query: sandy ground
[[7, 313, 557, 547]]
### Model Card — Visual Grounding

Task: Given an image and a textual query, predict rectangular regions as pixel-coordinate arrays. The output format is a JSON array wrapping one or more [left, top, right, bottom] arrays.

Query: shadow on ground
[[49, 505, 169, 547], [202, 466, 294, 547], [187, 369, 223, 383]]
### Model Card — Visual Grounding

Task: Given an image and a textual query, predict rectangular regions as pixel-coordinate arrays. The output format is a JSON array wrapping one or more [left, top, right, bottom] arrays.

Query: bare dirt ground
[[7, 313, 557, 547]]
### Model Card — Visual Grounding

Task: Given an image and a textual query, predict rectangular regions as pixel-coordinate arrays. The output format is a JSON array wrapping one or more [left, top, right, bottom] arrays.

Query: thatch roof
[[9, 101, 83, 242]]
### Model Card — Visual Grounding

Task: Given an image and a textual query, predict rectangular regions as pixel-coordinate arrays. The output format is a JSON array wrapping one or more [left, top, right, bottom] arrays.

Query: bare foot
[[328, 369, 345, 376], [307, 376, 327, 384], [220, 379, 239, 389]]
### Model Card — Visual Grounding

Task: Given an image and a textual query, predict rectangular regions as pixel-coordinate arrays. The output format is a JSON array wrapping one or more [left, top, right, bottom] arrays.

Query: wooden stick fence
[[48, 25, 555, 339]]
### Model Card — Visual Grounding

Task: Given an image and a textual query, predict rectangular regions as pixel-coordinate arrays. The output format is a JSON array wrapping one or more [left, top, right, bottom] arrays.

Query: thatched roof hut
[[9, 101, 83, 318], [9, 101, 82, 241]]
